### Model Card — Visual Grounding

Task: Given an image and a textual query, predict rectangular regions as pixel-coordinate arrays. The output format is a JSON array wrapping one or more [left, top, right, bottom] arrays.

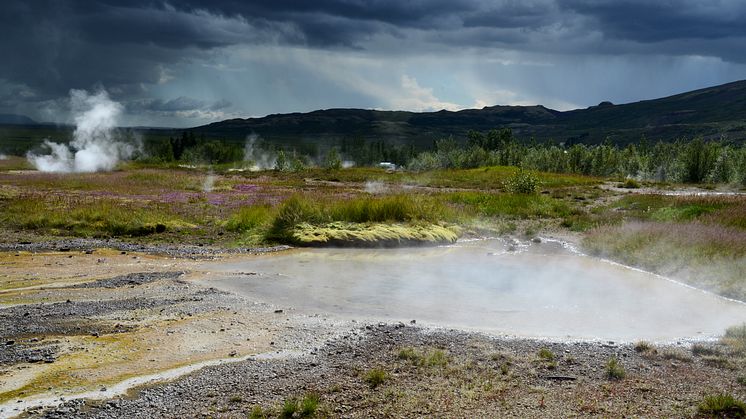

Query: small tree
[[275, 150, 288, 171], [325, 147, 342, 170]]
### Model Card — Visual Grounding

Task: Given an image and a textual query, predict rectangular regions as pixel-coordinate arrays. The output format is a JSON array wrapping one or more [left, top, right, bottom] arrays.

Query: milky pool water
[[203, 240, 746, 342]]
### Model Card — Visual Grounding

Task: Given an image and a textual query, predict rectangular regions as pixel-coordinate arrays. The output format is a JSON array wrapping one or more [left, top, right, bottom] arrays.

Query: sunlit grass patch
[[225, 205, 274, 232], [0, 195, 192, 237], [448, 191, 576, 219], [282, 222, 459, 247], [266, 194, 460, 246], [613, 194, 741, 226]]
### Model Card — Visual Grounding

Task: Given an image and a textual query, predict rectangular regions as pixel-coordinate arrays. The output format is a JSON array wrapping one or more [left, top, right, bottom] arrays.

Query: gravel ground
[[25, 324, 746, 419], [68, 272, 185, 289], [0, 238, 290, 259]]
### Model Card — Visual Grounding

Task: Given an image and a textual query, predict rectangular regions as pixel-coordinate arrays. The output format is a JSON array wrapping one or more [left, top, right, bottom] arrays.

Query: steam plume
[[27, 89, 137, 172], [243, 133, 276, 171]]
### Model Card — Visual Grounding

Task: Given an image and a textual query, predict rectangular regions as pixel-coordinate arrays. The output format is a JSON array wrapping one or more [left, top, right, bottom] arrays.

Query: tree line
[[408, 128, 746, 184]]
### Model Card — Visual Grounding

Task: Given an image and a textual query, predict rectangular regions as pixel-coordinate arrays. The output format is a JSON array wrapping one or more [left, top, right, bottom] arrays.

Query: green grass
[[403, 166, 599, 190], [0, 196, 191, 237], [284, 222, 459, 247], [224, 205, 274, 232], [605, 357, 625, 380], [697, 394, 746, 418], [248, 405, 268, 419], [398, 347, 421, 363], [364, 368, 388, 389], [266, 194, 460, 246], [424, 349, 449, 367], [448, 191, 576, 219], [538, 348, 555, 361], [613, 194, 737, 225], [280, 398, 299, 418], [299, 393, 320, 417]]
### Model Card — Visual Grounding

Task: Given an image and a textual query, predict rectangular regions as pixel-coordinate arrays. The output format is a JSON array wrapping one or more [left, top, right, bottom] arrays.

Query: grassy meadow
[[2, 154, 746, 300]]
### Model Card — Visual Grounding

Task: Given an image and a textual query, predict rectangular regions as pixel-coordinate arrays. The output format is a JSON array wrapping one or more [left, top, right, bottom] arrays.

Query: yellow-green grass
[[0, 155, 32, 171], [403, 166, 600, 190], [0, 196, 193, 238], [447, 191, 578, 219], [265, 194, 460, 246], [285, 222, 459, 247], [612, 194, 745, 227], [0, 168, 210, 195]]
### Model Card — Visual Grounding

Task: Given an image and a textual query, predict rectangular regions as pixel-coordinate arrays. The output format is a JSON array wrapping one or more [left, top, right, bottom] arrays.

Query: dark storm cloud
[[1, 0, 745, 124], [562, 0, 746, 42], [130, 96, 231, 112]]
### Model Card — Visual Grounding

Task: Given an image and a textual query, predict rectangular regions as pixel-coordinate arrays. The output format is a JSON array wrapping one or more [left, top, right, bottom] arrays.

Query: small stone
[[274, 309, 283, 314]]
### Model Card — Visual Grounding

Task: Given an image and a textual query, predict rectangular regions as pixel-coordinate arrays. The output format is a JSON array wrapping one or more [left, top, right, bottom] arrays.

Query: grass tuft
[[605, 357, 625, 380], [634, 341, 655, 353], [364, 368, 388, 389], [538, 348, 555, 361], [225, 205, 273, 232], [697, 394, 746, 418]]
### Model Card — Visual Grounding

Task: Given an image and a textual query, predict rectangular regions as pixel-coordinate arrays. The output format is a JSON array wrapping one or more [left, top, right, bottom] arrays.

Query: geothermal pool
[[203, 240, 746, 341]]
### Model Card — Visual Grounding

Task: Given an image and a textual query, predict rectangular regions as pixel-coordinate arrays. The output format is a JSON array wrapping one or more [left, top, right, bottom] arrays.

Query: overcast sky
[[1, 0, 746, 127]]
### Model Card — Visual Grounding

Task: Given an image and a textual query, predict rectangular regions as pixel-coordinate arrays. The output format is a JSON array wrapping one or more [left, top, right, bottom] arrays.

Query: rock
[[274, 309, 283, 314]]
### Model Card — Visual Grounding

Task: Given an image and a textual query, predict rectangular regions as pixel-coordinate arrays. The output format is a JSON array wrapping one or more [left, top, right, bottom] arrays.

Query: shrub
[[504, 169, 539, 194], [364, 368, 388, 389], [697, 394, 746, 418], [605, 357, 625, 380]]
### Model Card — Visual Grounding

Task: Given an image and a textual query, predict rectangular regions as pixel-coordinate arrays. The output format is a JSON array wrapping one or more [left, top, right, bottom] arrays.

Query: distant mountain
[[192, 80, 746, 146], [0, 114, 37, 125]]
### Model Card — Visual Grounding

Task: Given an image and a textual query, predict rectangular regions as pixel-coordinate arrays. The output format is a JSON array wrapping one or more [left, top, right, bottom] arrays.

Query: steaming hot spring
[[201, 238, 746, 342]]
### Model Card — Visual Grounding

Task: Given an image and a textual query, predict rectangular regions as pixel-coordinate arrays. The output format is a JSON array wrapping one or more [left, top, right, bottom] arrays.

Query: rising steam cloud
[[28, 89, 137, 172], [243, 133, 276, 171]]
